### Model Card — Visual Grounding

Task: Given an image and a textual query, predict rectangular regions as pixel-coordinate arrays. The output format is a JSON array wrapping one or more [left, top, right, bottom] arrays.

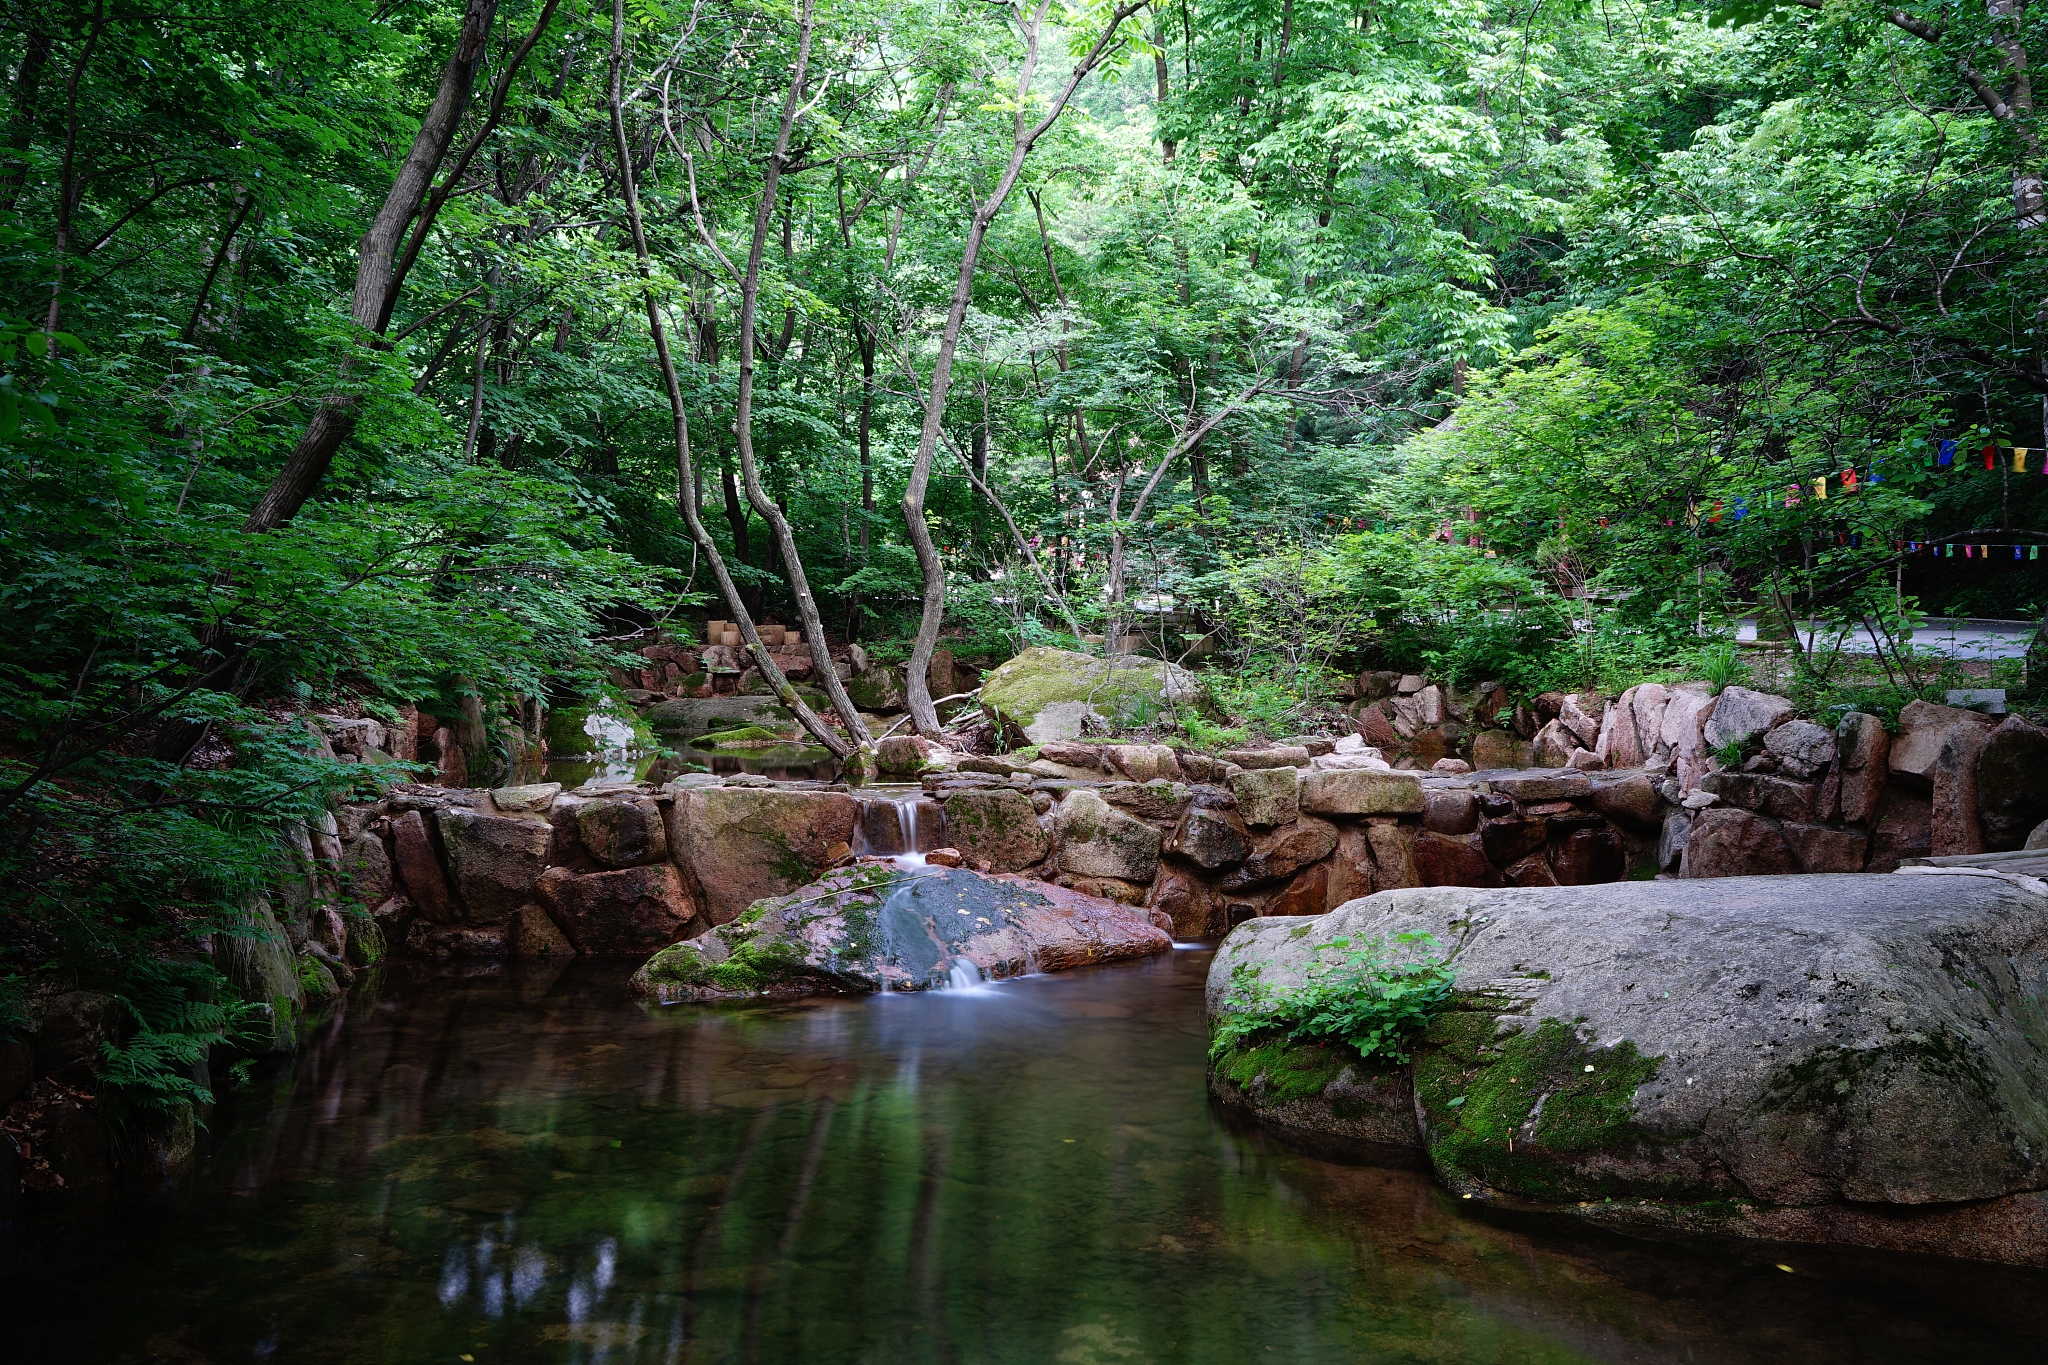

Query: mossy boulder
[[629, 865, 1171, 1003], [1052, 787, 1161, 883], [940, 788, 1050, 872], [1207, 871, 2048, 1265], [979, 647, 1203, 744]]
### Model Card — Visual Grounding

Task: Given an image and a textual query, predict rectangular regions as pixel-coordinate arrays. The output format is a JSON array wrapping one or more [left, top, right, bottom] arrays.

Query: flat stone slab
[[1207, 869, 2048, 1264]]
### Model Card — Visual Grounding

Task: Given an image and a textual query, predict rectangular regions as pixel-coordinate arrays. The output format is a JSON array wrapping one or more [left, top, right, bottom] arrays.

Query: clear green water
[[4, 950, 2043, 1363]]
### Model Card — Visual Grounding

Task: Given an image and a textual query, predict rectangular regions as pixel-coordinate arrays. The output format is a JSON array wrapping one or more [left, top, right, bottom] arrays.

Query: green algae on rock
[[978, 647, 1204, 745], [631, 865, 1172, 1003]]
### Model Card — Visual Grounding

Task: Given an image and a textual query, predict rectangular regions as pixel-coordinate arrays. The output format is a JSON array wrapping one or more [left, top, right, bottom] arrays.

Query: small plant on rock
[[1211, 932, 1458, 1066]]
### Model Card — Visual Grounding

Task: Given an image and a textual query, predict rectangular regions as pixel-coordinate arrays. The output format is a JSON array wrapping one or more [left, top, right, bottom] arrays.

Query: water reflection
[[4, 955, 2046, 1363]]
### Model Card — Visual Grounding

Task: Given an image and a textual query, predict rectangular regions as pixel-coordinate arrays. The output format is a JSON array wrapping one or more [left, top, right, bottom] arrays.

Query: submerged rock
[[1206, 870, 2048, 1265], [631, 865, 1171, 1002]]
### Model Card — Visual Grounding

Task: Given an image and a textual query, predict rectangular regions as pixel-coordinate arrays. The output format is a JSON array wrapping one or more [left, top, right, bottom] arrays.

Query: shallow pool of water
[[4, 951, 2043, 1363]]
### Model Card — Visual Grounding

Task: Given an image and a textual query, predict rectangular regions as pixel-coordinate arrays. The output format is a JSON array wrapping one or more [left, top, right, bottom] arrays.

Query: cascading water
[[848, 798, 1000, 991]]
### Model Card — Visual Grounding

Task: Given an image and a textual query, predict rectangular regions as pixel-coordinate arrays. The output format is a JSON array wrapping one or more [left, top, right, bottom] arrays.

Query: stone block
[[1867, 788, 1933, 873], [536, 864, 694, 952], [1470, 730, 1533, 770], [1503, 854, 1558, 887], [1932, 721, 1995, 856], [576, 796, 669, 869], [1167, 802, 1251, 871], [1219, 817, 1337, 891], [1264, 861, 1331, 917], [1659, 686, 1717, 760], [1147, 867, 1221, 938], [510, 904, 576, 957], [1104, 743, 1182, 782], [1222, 746, 1310, 770], [1558, 693, 1602, 747], [1413, 832, 1500, 887], [1422, 789, 1480, 835], [1480, 816, 1550, 867], [1356, 703, 1400, 748], [1364, 821, 1419, 890], [667, 788, 861, 925], [491, 782, 561, 815], [389, 809, 456, 923], [1976, 716, 2048, 850], [1765, 720, 1837, 779], [1300, 768, 1423, 817], [1587, 773, 1663, 833], [1531, 719, 1577, 766], [1834, 712, 1890, 819], [340, 831, 394, 907], [439, 810, 554, 924], [1329, 825, 1377, 906], [1682, 807, 1797, 878], [1782, 822, 1869, 874], [1889, 700, 1999, 790], [940, 788, 1049, 873], [1702, 686, 1794, 752], [1229, 766, 1300, 827], [1054, 788, 1163, 882], [1550, 827, 1625, 885], [1487, 770, 1591, 801]]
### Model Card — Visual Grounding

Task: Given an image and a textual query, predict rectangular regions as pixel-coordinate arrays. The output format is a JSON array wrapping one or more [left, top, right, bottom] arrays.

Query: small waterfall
[[945, 958, 985, 989]]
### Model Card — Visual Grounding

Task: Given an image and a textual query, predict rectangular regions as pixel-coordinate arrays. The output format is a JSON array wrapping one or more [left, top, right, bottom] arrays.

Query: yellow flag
[[2016, 447, 2031, 473], [1811, 476, 1827, 501]]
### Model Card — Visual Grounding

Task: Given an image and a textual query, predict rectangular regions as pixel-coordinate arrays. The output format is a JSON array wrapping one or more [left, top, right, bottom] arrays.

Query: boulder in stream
[[1206, 869, 2048, 1265], [630, 865, 1171, 1002]]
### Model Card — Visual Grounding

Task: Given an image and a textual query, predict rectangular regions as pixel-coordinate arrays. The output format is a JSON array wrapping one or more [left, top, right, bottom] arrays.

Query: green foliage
[[1210, 933, 1458, 1067]]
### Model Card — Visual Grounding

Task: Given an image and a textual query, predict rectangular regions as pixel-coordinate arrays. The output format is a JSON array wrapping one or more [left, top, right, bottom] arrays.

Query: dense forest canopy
[[2, 0, 2045, 1101]]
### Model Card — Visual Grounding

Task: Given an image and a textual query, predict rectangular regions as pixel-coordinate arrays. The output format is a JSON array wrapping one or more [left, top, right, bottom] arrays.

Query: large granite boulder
[[939, 788, 1049, 872], [1682, 806, 1799, 877], [631, 865, 1171, 1001], [665, 787, 861, 924], [215, 894, 303, 1053], [978, 647, 1200, 744], [1217, 816, 1337, 891], [1978, 716, 2048, 851], [1207, 871, 2048, 1264], [1053, 788, 1162, 882]]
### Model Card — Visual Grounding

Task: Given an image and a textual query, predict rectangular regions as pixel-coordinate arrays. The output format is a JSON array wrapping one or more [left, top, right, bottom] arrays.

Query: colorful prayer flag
[[1938, 440, 1955, 467], [2017, 448, 2031, 473], [1985, 444, 1996, 470], [1812, 477, 1827, 501], [1841, 467, 1858, 492], [1733, 497, 1749, 520]]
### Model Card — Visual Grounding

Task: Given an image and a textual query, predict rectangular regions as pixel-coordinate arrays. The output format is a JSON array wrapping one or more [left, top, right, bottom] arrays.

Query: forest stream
[[3, 951, 2045, 1365]]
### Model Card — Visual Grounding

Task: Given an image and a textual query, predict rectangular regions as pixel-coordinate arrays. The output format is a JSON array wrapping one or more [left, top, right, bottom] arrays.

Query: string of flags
[[1938, 438, 2048, 472]]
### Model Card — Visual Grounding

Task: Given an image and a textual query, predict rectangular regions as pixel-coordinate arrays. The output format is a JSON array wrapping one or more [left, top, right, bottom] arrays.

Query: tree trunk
[[723, 0, 873, 744], [900, 0, 1143, 737], [606, 0, 856, 761], [243, 0, 563, 533]]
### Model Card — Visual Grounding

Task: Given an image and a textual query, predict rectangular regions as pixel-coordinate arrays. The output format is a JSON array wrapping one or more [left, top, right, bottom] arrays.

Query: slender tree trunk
[[245, 0, 560, 532], [606, 0, 856, 761], [44, 3, 107, 352], [0, 25, 52, 215], [900, 0, 1143, 737], [723, 0, 872, 744]]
